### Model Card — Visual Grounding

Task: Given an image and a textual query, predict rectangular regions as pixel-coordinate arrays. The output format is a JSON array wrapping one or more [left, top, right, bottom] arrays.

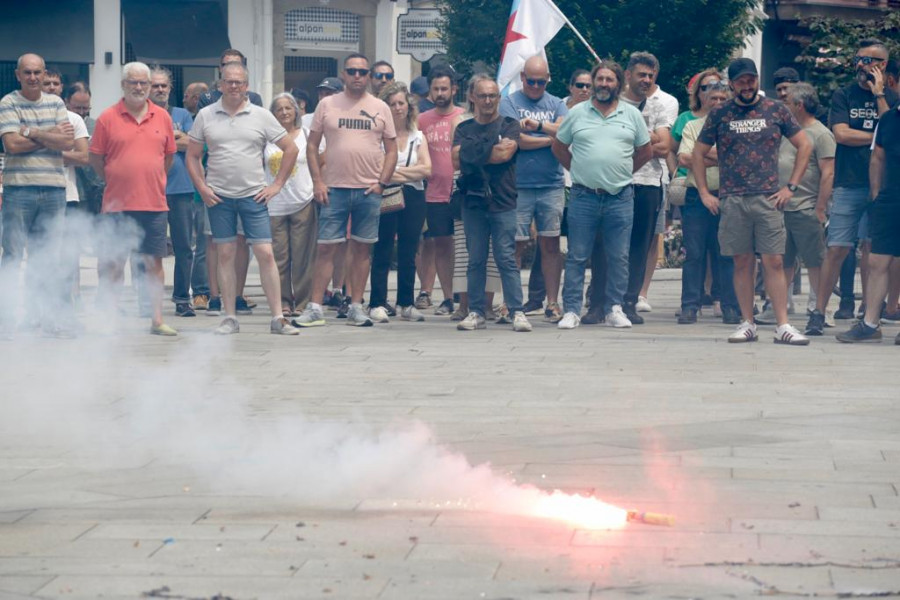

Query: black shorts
[[425, 202, 454, 238], [869, 193, 900, 257], [99, 210, 169, 260]]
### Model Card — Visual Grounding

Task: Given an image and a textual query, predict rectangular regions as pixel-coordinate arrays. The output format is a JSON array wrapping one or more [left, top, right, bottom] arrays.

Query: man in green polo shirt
[[552, 60, 652, 329]]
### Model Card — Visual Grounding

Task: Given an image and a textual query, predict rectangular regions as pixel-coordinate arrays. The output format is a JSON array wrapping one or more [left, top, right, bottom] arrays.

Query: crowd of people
[[0, 41, 897, 346]]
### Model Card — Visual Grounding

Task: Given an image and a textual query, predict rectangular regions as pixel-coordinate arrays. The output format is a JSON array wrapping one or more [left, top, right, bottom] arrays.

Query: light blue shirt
[[555, 100, 650, 195], [165, 106, 194, 195], [500, 90, 567, 188]]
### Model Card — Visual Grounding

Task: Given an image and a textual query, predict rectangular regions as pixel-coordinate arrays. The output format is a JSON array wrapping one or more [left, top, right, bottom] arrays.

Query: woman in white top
[[265, 92, 316, 317], [369, 82, 432, 322]]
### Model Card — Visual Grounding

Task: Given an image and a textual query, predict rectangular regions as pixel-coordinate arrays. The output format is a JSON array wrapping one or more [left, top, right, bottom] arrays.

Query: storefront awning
[[0, 0, 94, 64], [123, 0, 230, 67]]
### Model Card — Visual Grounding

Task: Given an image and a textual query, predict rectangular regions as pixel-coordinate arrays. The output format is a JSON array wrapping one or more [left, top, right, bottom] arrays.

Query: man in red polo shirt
[[89, 61, 177, 336]]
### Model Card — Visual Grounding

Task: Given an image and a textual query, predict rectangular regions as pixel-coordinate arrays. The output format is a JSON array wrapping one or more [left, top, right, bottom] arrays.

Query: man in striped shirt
[[0, 53, 75, 338]]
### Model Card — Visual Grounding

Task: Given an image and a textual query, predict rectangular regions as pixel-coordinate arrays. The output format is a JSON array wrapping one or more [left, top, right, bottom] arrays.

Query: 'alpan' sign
[[396, 9, 445, 62]]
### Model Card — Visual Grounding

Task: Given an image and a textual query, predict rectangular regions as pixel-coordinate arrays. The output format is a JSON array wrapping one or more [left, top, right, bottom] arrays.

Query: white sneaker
[[605, 305, 632, 328], [292, 303, 325, 328], [728, 320, 758, 343], [457, 312, 486, 331], [215, 316, 239, 335], [774, 323, 810, 346], [399, 305, 425, 322], [369, 306, 390, 323], [346, 303, 373, 327], [558, 312, 581, 329], [824, 309, 836, 328], [635, 296, 652, 313], [270, 316, 299, 335], [512, 311, 532, 332]]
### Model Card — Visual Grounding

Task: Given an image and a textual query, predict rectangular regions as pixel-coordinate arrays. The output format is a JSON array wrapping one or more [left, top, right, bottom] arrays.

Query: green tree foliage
[[438, 0, 762, 107], [796, 11, 900, 106]]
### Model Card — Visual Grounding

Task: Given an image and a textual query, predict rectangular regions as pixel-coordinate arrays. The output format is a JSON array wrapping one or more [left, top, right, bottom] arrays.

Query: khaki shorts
[[783, 208, 825, 268], [718, 194, 786, 256]]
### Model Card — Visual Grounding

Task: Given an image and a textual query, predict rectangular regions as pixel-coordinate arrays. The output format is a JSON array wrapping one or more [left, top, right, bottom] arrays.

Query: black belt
[[572, 182, 612, 196]]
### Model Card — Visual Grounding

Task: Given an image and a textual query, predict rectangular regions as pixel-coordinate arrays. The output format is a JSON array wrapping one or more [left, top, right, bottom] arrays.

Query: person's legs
[[718, 195, 757, 322], [526, 243, 546, 306], [679, 191, 707, 313], [290, 203, 317, 311], [417, 238, 436, 296], [347, 188, 382, 306], [235, 235, 250, 299], [206, 198, 240, 317], [251, 242, 283, 318], [0, 187, 39, 326], [433, 235, 454, 303], [396, 188, 427, 307], [862, 253, 891, 325], [190, 201, 210, 299], [533, 187, 564, 307], [887, 259, 900, 312], [732, 254, 756, 321], [624, 185, 660, 308], [166, 193, 194, 305], [144, 256, 166, 327], [514, 188, 537, 268], [819, 187, 868, 314], [490, 209, 523, 314], [28, 187, 67, 329], [462, 205, 490, 316], [269, 213, 292, 311], [599, 187, 635, 315], [561, 188, 600, 316], [370, 209, 399, 308]]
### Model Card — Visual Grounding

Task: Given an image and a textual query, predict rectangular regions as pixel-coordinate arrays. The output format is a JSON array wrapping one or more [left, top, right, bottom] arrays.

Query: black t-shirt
[[698, 97, 801, 197], [829, 84, 899, 189], [452, 116, 520, 211], [875, 107, 900, 200]]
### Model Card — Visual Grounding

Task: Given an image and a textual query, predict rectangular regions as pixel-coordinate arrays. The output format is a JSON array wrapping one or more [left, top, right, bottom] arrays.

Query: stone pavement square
[[1, 260, 899, 599]]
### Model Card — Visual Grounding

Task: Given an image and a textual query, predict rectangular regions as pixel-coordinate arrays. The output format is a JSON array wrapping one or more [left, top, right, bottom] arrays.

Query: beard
[[735, 89, 758, 105], [593, 87, 616, 103], [857, 69, 873, 87], [433, 95, 451, 108]]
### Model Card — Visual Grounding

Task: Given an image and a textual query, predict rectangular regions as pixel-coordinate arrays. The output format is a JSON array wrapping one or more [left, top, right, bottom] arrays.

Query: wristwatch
[[21, 126, 31, 138], [787, 183, 798, 192]]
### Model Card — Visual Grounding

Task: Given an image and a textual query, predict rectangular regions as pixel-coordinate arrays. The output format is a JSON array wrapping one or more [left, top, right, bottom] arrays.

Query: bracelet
[[874, 92, 886, 98]]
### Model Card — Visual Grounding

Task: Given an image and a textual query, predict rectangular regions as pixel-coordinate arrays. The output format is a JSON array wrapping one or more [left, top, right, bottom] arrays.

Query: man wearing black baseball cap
[[773, 67, 800, 101], [691, 57, 813, 345]]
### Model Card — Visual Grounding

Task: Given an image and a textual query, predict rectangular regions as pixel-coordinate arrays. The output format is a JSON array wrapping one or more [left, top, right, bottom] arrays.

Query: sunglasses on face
[[854, 55, 885, 66], [373, 72, 394, 80], [572, 82, 591, 89], [345, 68, 370, 77], [525, 78, 548, 87]]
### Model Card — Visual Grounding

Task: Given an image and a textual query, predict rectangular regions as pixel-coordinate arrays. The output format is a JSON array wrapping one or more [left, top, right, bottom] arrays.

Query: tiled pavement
[[1, 263, 899, 599]]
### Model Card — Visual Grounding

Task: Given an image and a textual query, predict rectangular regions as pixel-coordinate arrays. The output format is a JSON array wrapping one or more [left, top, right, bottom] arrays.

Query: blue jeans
[[680, 189, 738, 312], [462, 205, 522, 317], [562, 185, 633, 316], [0, 185, 67, 324], [167, 194, 209, 302]]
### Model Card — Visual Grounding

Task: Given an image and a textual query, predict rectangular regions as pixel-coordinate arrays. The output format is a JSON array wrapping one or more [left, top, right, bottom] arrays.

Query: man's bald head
[[520, 55, 550, 100], [17, 53, 45, 71]]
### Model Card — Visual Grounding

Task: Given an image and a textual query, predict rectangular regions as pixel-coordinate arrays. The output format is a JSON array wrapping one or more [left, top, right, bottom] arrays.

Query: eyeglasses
[[125, 80, 150, 87], [525, 78, 548, 87], [572, 82, 591, 89], [345, 68, 370, 77], [150, 83, 169, 89], [373, 72, 394, 80], [475, 93, 500, 101], [222, 79, 247, 87], [699, 81, 726, 92], [854, 55, 886, 66]]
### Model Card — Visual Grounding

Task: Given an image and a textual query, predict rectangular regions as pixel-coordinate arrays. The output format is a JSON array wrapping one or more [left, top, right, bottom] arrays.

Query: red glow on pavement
[[530, 491, 629, 529]]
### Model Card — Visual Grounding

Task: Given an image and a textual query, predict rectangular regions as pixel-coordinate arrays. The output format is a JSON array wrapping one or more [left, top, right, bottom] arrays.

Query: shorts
[[869, 193, 900, 257], [318, 187, 381, 244], [783, 208, 825, 268], [718, 193, 786, 256], [424, 202, 454, 238], [515, 187, 564, 240], [827, 187, 869, 247], [207, 196, 272, 244], [99, 210, 169, 259], [203, 205, 244, 237]]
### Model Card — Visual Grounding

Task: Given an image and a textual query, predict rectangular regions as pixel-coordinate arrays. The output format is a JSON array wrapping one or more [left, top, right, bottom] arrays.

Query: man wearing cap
[[693, 57, 813, 345], [773, 67, 800, 102], [302, 77, 343, 133], [807, 39, 898, 334]]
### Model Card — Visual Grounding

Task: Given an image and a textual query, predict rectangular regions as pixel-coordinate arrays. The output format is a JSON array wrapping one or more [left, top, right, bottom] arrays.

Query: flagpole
[[545, 0, 601, 64]]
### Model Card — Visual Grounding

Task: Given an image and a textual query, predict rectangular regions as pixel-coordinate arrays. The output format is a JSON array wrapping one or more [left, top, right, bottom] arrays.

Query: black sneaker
[[581, 308, 605, 325], [385, 303, 397, 317], [895, 331, 900, 346], [207, 296, 222, 316], [701, 293, 714, 307], [677, 308, 698, 324], [235, 296, 253, 315], [624, 303, 644, 325], [836, 320, 882, 343], [522, 298, 544, 316], [327, 290, 344, 309], [805, 309, 825, 336], [434, 298, 454, 315], [721, 306, 741, 325], [175, 302, 196, 317], [336, 296, 350, 319], [834, 300, 855, 320]]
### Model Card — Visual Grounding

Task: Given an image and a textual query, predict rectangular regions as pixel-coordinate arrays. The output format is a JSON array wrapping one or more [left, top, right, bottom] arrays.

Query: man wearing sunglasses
[[499, 55, 568, 323], [297, 53, 398, 328], [370, 61, 395, 97], [807, 39, 898, 335]]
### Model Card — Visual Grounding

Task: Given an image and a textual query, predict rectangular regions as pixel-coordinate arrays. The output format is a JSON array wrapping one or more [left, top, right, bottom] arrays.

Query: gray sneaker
[[292, 303, 325, 328], [214, 316, 240, 335], [457, 312, 486, 330], [399, 305, 425, 322], [270, 316, 299, 335], [347, 303, 373, 327], [755, 305, 777, 325]]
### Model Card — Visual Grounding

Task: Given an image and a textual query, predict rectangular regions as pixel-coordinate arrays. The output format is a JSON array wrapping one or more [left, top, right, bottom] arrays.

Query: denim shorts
[[207, 196, 272, 244], [516, 187, 564, 240], [827, 187, 869, 247], [318, 188, 381, 244]]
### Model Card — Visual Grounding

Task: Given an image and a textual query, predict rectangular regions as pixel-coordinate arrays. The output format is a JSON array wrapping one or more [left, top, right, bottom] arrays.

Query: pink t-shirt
[[310, 92, 396, 188], [419, 106, 465, 203]]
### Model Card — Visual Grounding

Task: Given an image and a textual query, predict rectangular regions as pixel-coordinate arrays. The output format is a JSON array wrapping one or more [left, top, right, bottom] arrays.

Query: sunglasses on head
[[572, 82, 591, 89], [345, 68, 370, 77], [854, 55, 885, 66], [525, 78, 548, 87], [699, 81, 726, 92], [373, 72, 394, 80]]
